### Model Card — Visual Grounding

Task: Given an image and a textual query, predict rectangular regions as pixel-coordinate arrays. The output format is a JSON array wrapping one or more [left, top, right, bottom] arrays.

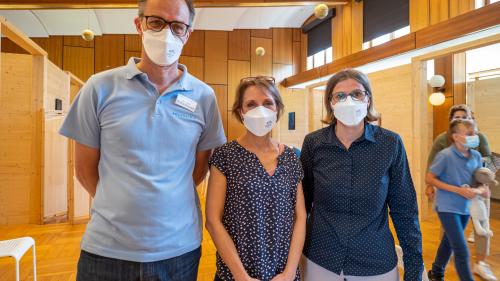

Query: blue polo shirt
[[60, 57, 226, 262], [429, 145, 482, 215]]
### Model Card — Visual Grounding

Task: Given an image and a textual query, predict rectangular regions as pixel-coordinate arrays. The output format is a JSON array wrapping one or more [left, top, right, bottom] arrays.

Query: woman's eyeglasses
[[331, 89, 369, 103], [143, 16, 190, 37]]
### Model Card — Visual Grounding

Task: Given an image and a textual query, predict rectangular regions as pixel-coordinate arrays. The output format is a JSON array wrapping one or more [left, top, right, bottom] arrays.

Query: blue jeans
[[431, 212, 474, 281], [76, 247, 201, 281]]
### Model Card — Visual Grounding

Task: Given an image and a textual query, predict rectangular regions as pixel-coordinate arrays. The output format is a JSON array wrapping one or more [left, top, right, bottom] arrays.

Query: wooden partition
[[0, 17, 47, 224], [0, 17, 80, 225]]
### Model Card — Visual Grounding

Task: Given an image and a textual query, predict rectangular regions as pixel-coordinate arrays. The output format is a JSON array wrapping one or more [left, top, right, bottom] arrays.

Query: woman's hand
[[457, 186, 479, 199], [270, 271, 295, 281], [235, 275, 260, 281], [425, 185, 435, 200]]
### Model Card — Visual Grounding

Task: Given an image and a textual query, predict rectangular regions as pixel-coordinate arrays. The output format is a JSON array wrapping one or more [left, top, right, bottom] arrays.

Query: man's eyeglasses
[[143, 16, 190, 37], [331, 89, 369, 103], [240, 76, 276, 84]]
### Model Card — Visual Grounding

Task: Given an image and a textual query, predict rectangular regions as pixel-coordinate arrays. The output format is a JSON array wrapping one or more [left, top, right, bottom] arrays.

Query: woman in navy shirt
[[300, 69, 423, 281]]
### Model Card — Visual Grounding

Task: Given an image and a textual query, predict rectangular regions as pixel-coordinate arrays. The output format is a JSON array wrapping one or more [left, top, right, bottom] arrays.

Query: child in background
[[426, 119, 488, 281]]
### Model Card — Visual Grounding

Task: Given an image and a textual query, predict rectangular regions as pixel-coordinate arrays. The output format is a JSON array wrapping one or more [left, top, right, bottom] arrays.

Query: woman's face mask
[[242, 106, 277, 137]]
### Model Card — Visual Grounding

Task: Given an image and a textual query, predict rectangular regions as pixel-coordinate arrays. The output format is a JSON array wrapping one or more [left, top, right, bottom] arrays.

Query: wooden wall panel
[[0, 38, 29, 54], [433, 96, 453, 138], [31, 38, 47, 52], [209, 84, 228, 136], [450, 0, 475, 17], [46, 61, 70, 113], [351, 0, 363, 53], [300, 33, 307, 72], [292, 41, 301, 75], [251, 29, 273, 39], [204, 31, 228, 84], [250, 37, 272, 77], [277, 88, 308, 148], [228, 29, 250, 61], [453, 52, 467, 105], [63, 46, 95, 82], [125, 51, 141, 62], [273, 28, 293, 64], [183, 30, 205, 57], [293, 28, 302, 42], [332, 4, 345, 58], [125, 34, 142, 51], [228, 60, 251, 108], [308, 89, 325, 132], [228, 111, 246, 141], [95, 34, 125, 73], [368, 64, 414, 165], [430, 0, 450, 25], [0, 53, 38, 224], [45, 36, 64, 68], [63, 35, 94, 48], [180, 56, 204, 81], [433, 54, 453, 138], [410, 0, 430, 32]]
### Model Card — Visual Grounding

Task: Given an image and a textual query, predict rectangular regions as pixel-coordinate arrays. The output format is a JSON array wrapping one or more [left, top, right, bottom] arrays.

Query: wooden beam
[[415, 1, 500, 48], [282, 2, 500, 87], [0, 16, 47, 55], [282, 34, 416, 87], [0, 0, 347, 9]]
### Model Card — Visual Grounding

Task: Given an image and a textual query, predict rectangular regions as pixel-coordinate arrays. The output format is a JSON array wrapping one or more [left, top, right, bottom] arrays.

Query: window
[[362, 26, 410, 50], [363, 0, 409, 49], [307, 47, 333, 70], [303, 9, 334, 70], [466, 43, 500, 81]]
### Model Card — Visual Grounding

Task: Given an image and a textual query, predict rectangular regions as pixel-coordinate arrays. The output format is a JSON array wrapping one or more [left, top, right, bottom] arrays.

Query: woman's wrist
[[283, 267, 297, 280], [234, 271, 251, 281]]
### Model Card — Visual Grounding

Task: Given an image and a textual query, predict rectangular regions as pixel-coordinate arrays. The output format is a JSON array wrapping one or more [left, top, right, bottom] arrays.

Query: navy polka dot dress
[[209, 140, 303, 281]]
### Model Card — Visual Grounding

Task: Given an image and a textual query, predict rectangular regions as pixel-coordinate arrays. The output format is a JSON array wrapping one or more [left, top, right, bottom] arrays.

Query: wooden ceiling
[[0, 0, 347, 9]]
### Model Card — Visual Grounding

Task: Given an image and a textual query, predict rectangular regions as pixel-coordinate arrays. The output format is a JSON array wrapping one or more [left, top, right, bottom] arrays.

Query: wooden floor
[[1, 193, 499, 281]]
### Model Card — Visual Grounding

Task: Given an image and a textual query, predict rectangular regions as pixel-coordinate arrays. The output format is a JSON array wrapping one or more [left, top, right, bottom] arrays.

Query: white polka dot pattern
[[300, 123, 423, 281], [209, 141, 304, 281]]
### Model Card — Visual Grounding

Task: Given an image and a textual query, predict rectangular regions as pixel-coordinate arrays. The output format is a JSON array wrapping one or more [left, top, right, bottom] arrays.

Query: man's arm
[[75, 142, 100, 198], [193, 149, 212, 186]]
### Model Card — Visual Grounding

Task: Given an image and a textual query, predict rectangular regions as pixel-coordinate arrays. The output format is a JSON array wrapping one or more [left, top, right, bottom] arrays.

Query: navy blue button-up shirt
[[300, 123, 423, 281]]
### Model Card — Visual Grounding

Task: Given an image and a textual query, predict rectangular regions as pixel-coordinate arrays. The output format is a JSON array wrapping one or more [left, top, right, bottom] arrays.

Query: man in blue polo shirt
[[59, 0, 226, 280]]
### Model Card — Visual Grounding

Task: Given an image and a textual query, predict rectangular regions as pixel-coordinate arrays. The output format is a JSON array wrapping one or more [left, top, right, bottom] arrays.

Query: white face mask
[[332, 96, 368, 126], [142, 28, 184, 66], [242, 106, 277, 137]]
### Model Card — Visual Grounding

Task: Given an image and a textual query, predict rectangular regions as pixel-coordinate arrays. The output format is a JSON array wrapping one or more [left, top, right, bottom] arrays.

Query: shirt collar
[[451, 144, 471, 159], [324, 122, 376, 146], [124, 57, 192, 91]]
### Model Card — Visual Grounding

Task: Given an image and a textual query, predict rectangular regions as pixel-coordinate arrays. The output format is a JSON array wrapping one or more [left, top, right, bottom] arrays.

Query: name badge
[[175, 94, 197, 112]]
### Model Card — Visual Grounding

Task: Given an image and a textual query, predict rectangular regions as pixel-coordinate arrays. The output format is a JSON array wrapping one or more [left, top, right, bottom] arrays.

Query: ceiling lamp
[[314, 3, 329, 19], [81, 9, 94, 41], [81, 29, 94, 41], [255, 46, 266, 57]]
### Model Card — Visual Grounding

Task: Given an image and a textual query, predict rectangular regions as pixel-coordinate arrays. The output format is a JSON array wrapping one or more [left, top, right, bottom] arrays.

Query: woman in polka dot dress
[[300, 69, 424, 281], [206, 76, 307, 281]]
